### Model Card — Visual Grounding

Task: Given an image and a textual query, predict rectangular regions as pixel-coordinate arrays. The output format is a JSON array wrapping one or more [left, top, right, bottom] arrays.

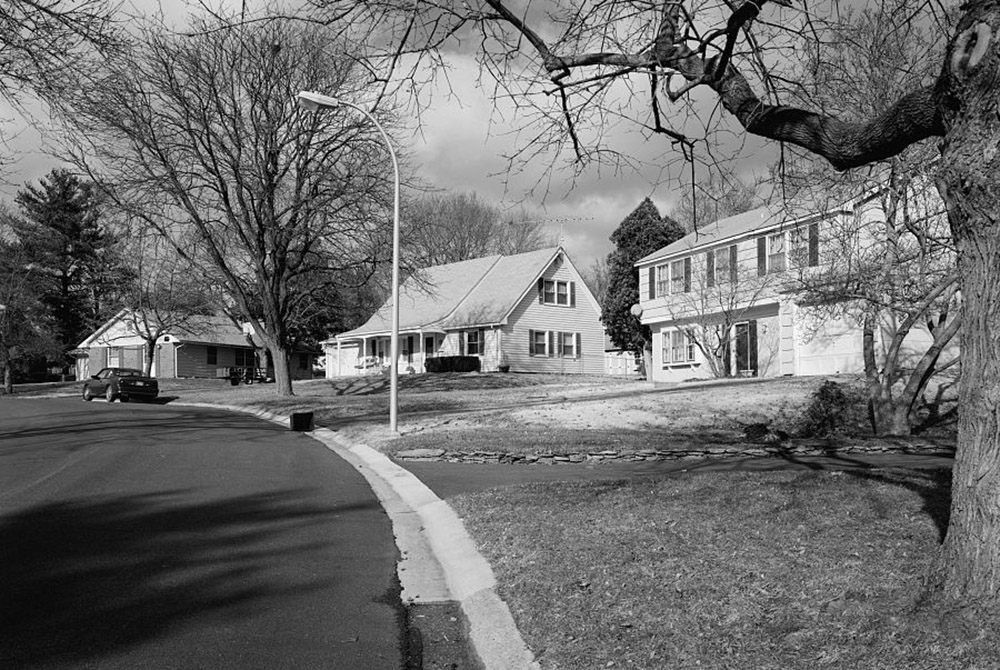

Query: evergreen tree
[[10, 169, 111, 367], [601, 198, 685, 356]]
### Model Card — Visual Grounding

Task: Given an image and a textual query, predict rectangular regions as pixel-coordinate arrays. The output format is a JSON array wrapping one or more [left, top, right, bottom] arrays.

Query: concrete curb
[[177, 403, 540, 670]]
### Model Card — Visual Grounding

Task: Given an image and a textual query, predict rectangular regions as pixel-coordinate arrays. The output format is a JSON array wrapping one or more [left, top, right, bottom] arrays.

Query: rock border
[[395, 439, 956, 464]]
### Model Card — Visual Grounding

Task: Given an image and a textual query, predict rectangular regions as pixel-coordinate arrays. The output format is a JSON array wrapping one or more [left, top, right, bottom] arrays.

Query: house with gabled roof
[[634, 199, 867, 384], [325, 246, 606, 376], [73, 309, 316, 381]]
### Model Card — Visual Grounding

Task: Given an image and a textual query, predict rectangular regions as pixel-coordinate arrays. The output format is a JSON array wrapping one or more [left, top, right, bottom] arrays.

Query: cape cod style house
[[73, 310, 316, 381], [634, 194, 948, 384], [324, 247, 606, 376]]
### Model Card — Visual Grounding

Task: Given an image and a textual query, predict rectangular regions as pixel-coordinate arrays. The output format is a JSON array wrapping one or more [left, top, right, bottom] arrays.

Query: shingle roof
[[337, 247, 561, 339], [635, 201, 836, 266]]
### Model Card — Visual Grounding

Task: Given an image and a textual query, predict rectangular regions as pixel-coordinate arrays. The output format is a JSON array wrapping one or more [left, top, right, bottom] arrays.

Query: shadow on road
[[0, 490, 375, 667]]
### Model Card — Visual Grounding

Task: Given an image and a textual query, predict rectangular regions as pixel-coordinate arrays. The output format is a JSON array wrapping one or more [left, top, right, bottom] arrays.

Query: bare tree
[[305, 0, 1000, 600], [669, 166, 762, 233], [580, 256, 609, 306], [115, 228, 217, 376], [53, 13, 397, 395], [402, 191, 551, 267], [0, 0, 118, 106]]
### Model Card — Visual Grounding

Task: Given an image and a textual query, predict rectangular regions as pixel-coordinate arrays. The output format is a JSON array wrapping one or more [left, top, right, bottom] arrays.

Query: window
[[560, 332, 577, 358], [789, 223, 820, 267], [425, 336, 435, 356], [540, 279, 576, 306], [543, 280, 556, 304], [529, 329, 548, 356], [664, 330, 696, 365], [669, 258, 691, 294], [467, 329, 484, 356], [529, 330, 581, 358], [712, 244, 737, 285], [656, 265, 670, 296], [207, 346, 218, 365], [235, 348, 254, 367], [767, 233, 786, 273]]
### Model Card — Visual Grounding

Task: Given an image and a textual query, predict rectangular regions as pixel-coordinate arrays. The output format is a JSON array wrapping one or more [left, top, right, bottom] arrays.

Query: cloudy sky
[[0, 1, 776, 269]]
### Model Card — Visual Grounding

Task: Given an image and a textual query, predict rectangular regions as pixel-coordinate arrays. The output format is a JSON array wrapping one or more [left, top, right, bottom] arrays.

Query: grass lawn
[[452, 468, 995, 670]]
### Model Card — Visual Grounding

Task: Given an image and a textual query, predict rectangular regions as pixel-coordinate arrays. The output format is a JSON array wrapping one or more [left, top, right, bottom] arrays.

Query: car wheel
[[105, 386, 116, 402], [83, 386, 94, 402]]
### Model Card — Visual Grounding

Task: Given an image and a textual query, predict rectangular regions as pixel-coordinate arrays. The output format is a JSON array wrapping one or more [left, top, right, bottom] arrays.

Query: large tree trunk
[[934, 4, 1000, 599], [269, 346, 293, 396]]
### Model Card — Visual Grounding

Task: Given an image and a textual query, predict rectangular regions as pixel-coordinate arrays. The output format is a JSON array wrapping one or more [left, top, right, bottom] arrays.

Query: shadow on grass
[[0, 490, 367, 667], [774, 450, 952, 541]]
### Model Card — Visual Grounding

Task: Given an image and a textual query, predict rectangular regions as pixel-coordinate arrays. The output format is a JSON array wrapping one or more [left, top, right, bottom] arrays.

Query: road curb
[[177, 403, 540, 670]]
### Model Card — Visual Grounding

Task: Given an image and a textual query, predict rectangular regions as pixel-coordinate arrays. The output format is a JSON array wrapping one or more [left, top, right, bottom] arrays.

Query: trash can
[[290, 411, 314, 432]]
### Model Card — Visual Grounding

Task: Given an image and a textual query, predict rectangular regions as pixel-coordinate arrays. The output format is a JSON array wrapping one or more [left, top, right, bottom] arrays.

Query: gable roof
[[336, 247, 567, 339], [635, 200, 849, 267], [77, 310, 262, 349]]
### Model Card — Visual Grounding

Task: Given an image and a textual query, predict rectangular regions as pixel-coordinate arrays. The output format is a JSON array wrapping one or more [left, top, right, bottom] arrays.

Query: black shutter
[[683, 257, 692, 292], [548, 331, 555, 357], [478, 329, 485, 355], [537, 278, 544, 304], [748, 320, 758, 375], [528, 330, 535, 355], [459, 331, 466, 356], [706, 250, 715, 288], [569, 282, 576, 307], [757, 236, 767, 276], [648, 266, 656, 299], [808, 222, 820, 267], [730, 245, 739, 282]]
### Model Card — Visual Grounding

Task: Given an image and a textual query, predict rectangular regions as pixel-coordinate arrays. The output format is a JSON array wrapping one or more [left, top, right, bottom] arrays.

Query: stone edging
[[395, 440, 956, 464]]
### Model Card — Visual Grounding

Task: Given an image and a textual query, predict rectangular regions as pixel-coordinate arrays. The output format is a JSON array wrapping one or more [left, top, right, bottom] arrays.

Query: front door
[[734, 321, 758, 376]]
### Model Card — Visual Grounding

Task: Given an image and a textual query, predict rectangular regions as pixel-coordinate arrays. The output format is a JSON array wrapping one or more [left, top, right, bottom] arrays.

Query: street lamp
[[298, 91, 400, 433]]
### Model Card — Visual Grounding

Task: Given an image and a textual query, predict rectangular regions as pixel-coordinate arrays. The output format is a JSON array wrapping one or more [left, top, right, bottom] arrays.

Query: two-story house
[[635, 199, 880, 384], [325, 246, 606, 376]]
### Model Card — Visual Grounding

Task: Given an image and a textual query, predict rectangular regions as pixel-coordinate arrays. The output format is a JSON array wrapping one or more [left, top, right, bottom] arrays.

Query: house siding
[[502, 260, 604, 375]]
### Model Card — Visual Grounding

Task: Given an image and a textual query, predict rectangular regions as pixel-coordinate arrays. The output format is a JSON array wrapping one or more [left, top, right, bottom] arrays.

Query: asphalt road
[[0, 397, 404, 670]]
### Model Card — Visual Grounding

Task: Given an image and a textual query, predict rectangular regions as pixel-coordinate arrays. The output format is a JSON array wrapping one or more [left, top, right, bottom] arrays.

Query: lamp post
[[298, 91, 400, 432]]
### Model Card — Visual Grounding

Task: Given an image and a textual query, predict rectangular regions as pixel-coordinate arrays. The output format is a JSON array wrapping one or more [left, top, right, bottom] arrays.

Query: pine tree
[[601, 198, 685, 356], [11, 169, 111, 368]]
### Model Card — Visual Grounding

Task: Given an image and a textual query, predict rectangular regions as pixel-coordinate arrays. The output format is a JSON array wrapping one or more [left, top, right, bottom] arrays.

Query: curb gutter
[[179, 403, 540, 670]]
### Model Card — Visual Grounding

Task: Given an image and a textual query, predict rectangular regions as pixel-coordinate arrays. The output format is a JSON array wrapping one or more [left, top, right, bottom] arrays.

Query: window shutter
[[730, 245, 739, 282], [548, 330, 555, 357], [757, 236, 767, 276], [528, 330, 535, 355], [538, 278, 545, 303], [683, 257, 692, 292], [557, 332, 564, 356], [459, 331, 466, 356], [479, 329, 485, 355], [808, 222, 820, 267], [569, 282, 576, 307], [575, 333, 581, 359], [706, 250, 715, 288], [748, 320, 758, 373], [648, 267, 656, 299]]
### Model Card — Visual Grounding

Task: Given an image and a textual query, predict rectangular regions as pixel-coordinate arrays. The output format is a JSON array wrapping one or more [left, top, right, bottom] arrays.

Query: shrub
[[425, 356, 482, 373], [799, 380, 852, 437]]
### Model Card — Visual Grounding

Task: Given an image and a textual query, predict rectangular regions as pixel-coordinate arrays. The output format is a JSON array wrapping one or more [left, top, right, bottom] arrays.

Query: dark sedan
[[82, 367, 159, 403]]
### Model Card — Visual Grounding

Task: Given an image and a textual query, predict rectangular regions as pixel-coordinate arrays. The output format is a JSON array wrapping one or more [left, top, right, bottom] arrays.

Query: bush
[[425, 356, 481, 373], [799, 380, 852, 437]]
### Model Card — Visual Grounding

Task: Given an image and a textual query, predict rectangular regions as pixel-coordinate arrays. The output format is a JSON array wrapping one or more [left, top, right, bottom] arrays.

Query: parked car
[[82, 367, 159, 403]]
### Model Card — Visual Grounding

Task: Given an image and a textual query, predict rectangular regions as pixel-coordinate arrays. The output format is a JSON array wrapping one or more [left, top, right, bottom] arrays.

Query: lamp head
[[297, 91, 341, 112]]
